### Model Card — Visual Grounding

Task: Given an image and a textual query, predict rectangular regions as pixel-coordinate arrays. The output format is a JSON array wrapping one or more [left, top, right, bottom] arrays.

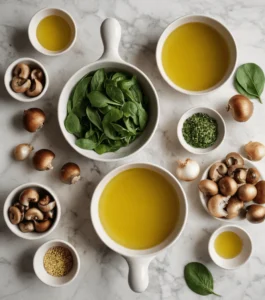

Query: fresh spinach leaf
[[235, 80, 255, 99], [86, 107, 102, 131], [111, 123, 131, 136], [184, 262, 220, 296], [119, 75, 137, 90], [122, 101, 138, 118], [130, 84, 143, 103], [64, 113, 81, 134], [88, 91, 121, 108], [124, 117, 137, 134], [99, 105, 113, 114], [91, 69, 105, 91], [235, 63, 264, 103], [112, 72, 128, 82], [103, 108, 123, 123], [106, 83, 124, 104], [75, 138, 97, 150], [136, 103, 148, 130], [73, 76, 92, 108], [85, 127, 95, 138]]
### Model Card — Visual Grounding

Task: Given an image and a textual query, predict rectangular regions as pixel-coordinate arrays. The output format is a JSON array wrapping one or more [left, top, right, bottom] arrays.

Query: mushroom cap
[[25, 208, 44, 221], [198, 179, 218, 196], [226, 196, 244, 219], [225, 152, 244, 167], [207, 194, 229, 218], [34, 219, 52, 232], [208, 162, 228, 182], [19, 188, 39, 206], [19, 221, 35, 233], [11, 77, 31, 93], [32, 149, 55, 171], [31, 69, 44, 82], [8, 206, 23, 225], [13, 63, 30, 79], [246, 168, 261, 185], [38, 199, 56, 213], [254, 181, 265, 204], [246, 205, 265, 224], [23, 108, 46, 133], [26, 79, 43, 97], [60, 162, 81, 184], [218, 176, 238, 196], [237, 184, 257, 202]]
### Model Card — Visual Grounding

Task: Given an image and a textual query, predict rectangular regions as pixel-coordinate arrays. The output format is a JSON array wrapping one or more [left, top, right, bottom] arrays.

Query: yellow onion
[[245, 141, 265, 161]]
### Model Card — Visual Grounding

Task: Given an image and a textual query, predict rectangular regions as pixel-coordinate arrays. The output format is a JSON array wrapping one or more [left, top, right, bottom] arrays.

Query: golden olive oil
[[36, 15, 71, 51], [214, 231, 243, 259], [99, 168, 179, 250], [162, 22, 230, 91]]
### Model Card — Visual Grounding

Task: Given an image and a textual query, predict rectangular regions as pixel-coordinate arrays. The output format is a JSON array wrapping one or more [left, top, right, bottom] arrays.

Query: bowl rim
[[199, 158, 264, 222], [28, 7, 77, 56], [57, 60, 160, 162], [90, 162, 188, 258], [156, 14, 237, 95], [177, 106, 226, 154], [33, 239, 80, 287], [4, 57, 49, 102], [3, 182, 61, 240], [208, 224, 252, 269]]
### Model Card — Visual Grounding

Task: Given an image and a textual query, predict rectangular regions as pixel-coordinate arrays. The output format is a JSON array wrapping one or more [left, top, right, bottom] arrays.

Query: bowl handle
[[125, 256, 154, 293], [99, 18, 123, 61]]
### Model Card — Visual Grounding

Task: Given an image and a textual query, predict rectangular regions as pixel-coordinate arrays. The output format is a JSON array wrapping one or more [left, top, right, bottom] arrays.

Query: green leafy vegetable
[[184, 262, 220, 296], [234, 63, 265, 103], [64, 69, 148, 154]]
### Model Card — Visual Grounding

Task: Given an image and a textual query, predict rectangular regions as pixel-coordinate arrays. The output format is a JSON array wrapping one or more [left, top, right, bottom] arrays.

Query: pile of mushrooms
[[199, 152, 265, 224], [8, 188, 56, 233], [11, 63, 45, 97]]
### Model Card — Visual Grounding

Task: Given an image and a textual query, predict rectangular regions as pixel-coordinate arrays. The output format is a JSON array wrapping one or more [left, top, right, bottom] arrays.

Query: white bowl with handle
[[91, 163, 188, 292], [58, 18, 159, 162]]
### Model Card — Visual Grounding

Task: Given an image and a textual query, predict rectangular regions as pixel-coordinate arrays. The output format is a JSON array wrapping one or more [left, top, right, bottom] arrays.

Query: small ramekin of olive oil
[[28, 8, 77, 56], [208, 225, 252, 270]]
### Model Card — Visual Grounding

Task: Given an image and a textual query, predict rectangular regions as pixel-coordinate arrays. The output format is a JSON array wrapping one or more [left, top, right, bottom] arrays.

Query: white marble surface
[[1, 0, 265, 299]]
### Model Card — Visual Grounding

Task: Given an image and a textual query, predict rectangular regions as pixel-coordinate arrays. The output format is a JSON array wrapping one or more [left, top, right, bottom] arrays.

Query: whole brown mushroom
[[237, 184, 257, 202], [60, 162, 81, 184], [218, 176, 238, 196], [225, 152, 244, 167], [246, 205, 265, 224], [254, 181, 265, 204], [226, 197, 244, 219], [246, 168, 261, 185], [23, 108, 45, 132], [198, 179, 218, 196], [32, 149, 55, 171]]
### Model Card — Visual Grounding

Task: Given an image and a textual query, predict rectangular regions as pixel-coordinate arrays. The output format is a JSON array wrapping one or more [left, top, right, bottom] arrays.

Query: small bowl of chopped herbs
[[177, 107, 225, 154], [33, 239, 80, 287]]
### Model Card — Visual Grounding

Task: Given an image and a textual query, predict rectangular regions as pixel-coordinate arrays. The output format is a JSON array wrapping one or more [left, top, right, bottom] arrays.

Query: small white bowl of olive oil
[[208, 225, 252, 270], [28, 8, 77, 56]]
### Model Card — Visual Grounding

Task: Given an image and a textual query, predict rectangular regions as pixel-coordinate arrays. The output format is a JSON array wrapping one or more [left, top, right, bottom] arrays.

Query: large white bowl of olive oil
[[156, 15, 237, 95], [91, 163, 188, 293]]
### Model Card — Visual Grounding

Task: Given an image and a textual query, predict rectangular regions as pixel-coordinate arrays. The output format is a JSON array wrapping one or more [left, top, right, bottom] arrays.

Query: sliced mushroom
[[43, 210, 55, 220], [246, 168, 261, 185], [234, 169, 247, 184], [254, 181, 265, 204], [13, 63, 30, 79], [11, 77, 31, 93], [14, 202, 26, 212], [34, 220, 52, 232], [19, 188, 39, 207], [198, 180, 218, 196], [31, 69, 44, 82], [246, 205, 265, 224], [237, 184, 257, 202], [208, 162, 228, 182], [38, 195, 56, 212], [225, 152, 244, 167], [226, 197, 244, 219], [26, 79, 43, 97], [219, 176, 238, 196], [19, 221, 35, 233], [24, 208, 44, 221], [8, 206, 23, 225], [207, 194, 229, 218]]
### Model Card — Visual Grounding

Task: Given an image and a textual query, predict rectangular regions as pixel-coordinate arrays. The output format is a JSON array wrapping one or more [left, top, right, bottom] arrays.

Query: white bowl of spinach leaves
[[58, 19, 159, 161]]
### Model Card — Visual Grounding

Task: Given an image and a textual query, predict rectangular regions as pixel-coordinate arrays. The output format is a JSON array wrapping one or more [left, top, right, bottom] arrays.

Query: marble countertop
[[1, 0, 265, 299]]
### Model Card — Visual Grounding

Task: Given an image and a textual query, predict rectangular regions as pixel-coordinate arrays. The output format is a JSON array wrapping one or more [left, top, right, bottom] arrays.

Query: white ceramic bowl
[[28, 8, 77, 56], [177, 107, 226, 154], [91, 163, 188, 292], [208, 225, 252, 269], [58, 18, 159, 162], [199, 159, 264, 222], [4, 57, 49, 102], [156, 15, 237, 95], [3, 183, 61, 240], [33, 239, 80, 287]]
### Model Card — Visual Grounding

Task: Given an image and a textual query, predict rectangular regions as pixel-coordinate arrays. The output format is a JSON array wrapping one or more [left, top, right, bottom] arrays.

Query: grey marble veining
[[1, 0, 265, 299]]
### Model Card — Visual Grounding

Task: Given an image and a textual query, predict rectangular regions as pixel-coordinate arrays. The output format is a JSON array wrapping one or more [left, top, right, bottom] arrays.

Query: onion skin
[[245, 141, 265, 161], [23, 108, 45, 132], [13, 143, 33, 161], [227, 95, 253, 122], [60, 162, 81, 184], [176, 159, 200, 182], [32, 149, 55, 171]]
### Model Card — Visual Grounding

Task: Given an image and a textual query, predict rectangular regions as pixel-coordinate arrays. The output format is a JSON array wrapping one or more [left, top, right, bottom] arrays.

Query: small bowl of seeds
[[177, 107, 226, 154], [33, 239, 80, 287]]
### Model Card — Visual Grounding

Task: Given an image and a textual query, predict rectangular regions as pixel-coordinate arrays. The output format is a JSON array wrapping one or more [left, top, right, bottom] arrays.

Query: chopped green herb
[[182, 113, 218, 148]]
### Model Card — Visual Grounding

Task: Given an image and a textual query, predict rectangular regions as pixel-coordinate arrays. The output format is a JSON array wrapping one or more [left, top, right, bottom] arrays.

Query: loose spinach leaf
[[235, 79, 256, 99], [86, 107, 102, 131], [235, 63, 264, 103], [106, 83, 124, 104], [64, 113, 81, 134], [184, 262, 220, 297], [75, 138, 97, 150], [91, 69, 105, 91], [73, 76, 92, 108], [88, 91, 121, 108]]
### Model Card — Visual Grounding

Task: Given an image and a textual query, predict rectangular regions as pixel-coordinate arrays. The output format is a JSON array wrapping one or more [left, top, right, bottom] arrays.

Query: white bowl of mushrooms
[[3, 183, 61, 240], [4, 57, 49, 102], [199, 152, 265, 223]]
